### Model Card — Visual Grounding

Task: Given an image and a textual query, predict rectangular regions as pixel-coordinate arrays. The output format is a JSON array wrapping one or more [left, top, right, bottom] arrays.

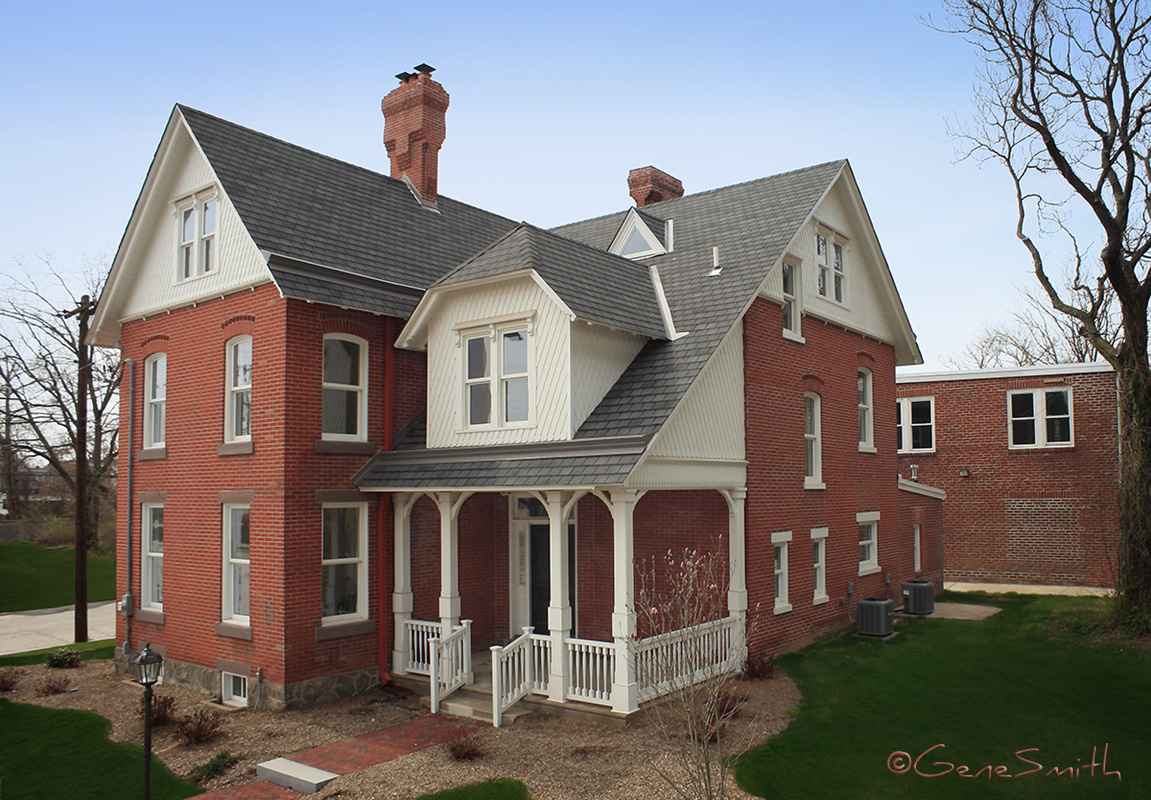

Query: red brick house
[[91, 67, 942, 718], [896, 363, 1118, 589]]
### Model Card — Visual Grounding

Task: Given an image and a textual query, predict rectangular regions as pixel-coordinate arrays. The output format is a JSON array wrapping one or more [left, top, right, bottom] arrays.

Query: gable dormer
[[609, 207, 670, 259]]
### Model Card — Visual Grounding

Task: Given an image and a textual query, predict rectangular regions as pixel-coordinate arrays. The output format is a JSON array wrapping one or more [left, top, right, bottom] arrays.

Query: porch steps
[[255, 757, 338, 794], [440, 690, 531, 724]]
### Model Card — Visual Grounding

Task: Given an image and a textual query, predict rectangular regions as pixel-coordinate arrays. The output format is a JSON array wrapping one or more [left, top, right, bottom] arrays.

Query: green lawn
[[0, 639, 115, 667], [414, 779, 533, 799], [735, 594, 1151, 798], [0, 698, 201, 800], [0, 540, 116, 612]]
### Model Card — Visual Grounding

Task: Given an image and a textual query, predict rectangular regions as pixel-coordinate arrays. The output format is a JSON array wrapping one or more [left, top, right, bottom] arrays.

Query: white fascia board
[[897, 477, 947, 500], [898, 361, 1115, 384]]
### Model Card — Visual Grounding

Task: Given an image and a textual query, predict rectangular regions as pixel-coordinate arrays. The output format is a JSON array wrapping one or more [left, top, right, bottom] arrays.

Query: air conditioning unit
[[857, 598, 895, 637], [902, 581, 935, 615]]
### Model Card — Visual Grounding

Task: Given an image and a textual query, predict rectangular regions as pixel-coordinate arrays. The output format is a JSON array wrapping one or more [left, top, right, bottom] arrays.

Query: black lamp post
[[133, 643, 164, 800]]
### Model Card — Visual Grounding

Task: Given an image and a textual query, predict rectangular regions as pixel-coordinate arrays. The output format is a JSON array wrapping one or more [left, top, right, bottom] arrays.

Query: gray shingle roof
[[178, 105, 517, 308], [435, 224, 668, 339]]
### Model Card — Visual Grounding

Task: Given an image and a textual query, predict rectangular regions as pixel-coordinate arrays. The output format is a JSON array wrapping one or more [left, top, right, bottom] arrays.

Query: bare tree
[[937, 0, 1151, 629], [0, 259, 120, 549]]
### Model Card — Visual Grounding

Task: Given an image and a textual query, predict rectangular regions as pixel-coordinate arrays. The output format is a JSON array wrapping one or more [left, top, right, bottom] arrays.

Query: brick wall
[[897, 368, 1119, 587]]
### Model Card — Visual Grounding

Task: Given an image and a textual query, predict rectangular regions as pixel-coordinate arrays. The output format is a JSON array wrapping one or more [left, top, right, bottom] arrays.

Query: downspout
[[377, 317, 396, 683], [122, 357, 136, 655]]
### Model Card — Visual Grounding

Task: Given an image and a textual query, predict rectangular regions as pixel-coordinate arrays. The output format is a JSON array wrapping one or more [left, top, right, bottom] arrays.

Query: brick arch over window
[[855, 350, 876, 367], [319, 312, 373, 343], [221, 315, 256, 336], [141, 334, 170, 356], [800, 374, 824, 394]]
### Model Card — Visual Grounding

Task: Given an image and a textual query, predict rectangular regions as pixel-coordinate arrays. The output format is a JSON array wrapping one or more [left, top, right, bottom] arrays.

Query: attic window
[[621, 228, 652, 256], [175, 188, 219, 282], [610, 210, 667, 260]]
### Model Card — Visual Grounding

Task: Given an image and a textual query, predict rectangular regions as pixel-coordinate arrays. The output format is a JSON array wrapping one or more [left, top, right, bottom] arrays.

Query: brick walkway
[[197, 714, 472, 799]]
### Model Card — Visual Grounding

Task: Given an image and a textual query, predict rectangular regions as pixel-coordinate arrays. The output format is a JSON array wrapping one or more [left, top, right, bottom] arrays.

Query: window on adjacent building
[[896, 397, 934, 453], [811, 527, 829, 605], [142, 504, 164, 610], [1008, 388, 1073, 448], [781, 261, 802, 339], [463, 325, 532, 429], [321, 504, 367, 622], [858, 369, 873, 450], [772, 531, 792, 614], [223, 504, 250, 623], [176, 191, 218, 280], [225, 336, 252, 442], [144, 354, 167, 449], [322, 334, 367, 441], [857, 511, 880, 576], [804, 392, 823, 488], [221, 672, 248, 708]]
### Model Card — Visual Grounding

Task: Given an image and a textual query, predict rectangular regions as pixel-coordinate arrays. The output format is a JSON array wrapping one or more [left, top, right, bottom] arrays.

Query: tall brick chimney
[[628, 166, 684, 207], [381, 64, 449, 203]]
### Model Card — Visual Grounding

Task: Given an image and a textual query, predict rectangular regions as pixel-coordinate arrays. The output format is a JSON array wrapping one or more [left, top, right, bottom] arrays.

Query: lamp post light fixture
[[133, 643, 164, 800]]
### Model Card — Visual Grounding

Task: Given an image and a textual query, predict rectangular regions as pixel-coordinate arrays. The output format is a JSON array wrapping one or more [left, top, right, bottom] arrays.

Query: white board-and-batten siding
[[116, 124, 271, 324]]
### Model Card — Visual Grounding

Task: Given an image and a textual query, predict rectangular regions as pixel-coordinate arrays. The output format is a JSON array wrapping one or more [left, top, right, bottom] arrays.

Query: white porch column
[[608, 489, 639, 714], [546, 491, 572, 702], [391, 493, 417, 674], [724, 488, 749, 661], [435, 492, 471, 633]]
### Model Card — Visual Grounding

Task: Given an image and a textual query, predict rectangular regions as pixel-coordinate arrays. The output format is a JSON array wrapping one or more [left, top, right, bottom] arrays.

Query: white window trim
[[858, 368, 875, 452], [321, 334, 369, 442], [221, 672, 248, 708], [320, 502, 369, 625], [224, 335, 252, 443], [781, 260, 805, 343], [772, 531, 792, 615], [811, 527, 829, 605], [1007, 387, 1074, 449], [141, 503, 164, 611], [913, 523, 922, 573], [174, 187, 219, 283], [222, 503, 250, 625], [459, 321, 535, 431], [857, 511, 880, 576], [804, 392, 824, 489], [143, 354, 166, 450], [897, 396, 936, 454]]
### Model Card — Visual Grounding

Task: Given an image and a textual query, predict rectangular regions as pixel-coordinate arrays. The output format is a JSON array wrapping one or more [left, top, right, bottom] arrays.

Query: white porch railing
[[635, 616, 742, 703], [567, 637, 615, 705], [489, 627, 535, 728], [430, 619, 472, 713], [529, 634, 551, 694], [403, 619, 441, 676]]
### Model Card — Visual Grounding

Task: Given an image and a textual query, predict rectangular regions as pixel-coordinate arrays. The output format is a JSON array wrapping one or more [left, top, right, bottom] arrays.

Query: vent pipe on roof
[[381, 65, 449, 204]]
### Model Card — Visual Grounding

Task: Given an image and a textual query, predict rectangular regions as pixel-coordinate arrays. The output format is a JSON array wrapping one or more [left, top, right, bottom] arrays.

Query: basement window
[[221, 672, 248, 708]]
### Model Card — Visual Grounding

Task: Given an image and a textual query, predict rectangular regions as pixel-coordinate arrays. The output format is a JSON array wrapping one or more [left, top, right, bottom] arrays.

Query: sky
[[0, 0, 1052, 370]]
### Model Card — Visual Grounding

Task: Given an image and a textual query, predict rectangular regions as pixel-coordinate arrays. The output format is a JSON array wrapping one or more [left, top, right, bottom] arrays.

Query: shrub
[[446, 732, 485, 761], [0, 668, 25, 692], [35, 675, 72, 696], [45, 648, 81, 669], [176, 708, 224, 745], [137, 693, 178, 726], [743, 651, 774, 680], [187, 751, 243, 783]]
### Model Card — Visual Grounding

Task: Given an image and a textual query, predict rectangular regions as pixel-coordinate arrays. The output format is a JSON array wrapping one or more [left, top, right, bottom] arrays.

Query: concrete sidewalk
[[0, 601, 117, 656]]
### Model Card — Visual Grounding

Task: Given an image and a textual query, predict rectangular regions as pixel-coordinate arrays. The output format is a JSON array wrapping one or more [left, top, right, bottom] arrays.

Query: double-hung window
[[896, 397, 934, 453], [815, 232, 846, 303], [811, 527, 829, 605], [322, 334, 368, 441], [1008, 388, 1072, 448], [772, 531, 792, 614], [144, 354, 167, 450], [815, 234, 829, 297], [858, 369, 874, 451], [321, 504, 367, 622], [176, 191, 218, 280], [804, 392, 823, 488], [857, 511, 880, 576], [225, 336, 252, 442], [833, 242, 845, 302], [142, 504, 164, 610], [223, 504, 250, 623], [781, 261, 803, 341], [463, 324, 532, 429]]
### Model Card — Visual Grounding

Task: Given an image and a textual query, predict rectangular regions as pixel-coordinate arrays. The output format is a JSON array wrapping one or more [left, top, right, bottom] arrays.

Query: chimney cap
[[414, 63, 436, 74], [395, 71, 414, 82]]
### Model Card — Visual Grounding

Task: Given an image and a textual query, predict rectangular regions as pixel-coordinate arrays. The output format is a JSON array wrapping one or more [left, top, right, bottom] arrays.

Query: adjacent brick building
[[896, 363, 1118, 588]]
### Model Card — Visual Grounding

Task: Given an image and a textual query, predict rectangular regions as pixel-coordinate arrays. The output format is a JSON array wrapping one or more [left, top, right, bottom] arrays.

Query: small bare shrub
[[446, 732, 485, 761], [35, 675, 72, 696], [138, 693, 178, 726], [46, 648, 81, 669], [742, 652, 774, 680], [176, 708, 224, 745], [0, 668, 25, 692]]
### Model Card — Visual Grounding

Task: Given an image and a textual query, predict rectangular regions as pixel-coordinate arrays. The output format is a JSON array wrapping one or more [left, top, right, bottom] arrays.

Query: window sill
[[138, 447, 167, 461], [1008, 443, 1074, 451], [858, 443, 877, 454], [898, 450, 936, 456], [782, 329, 806, 344], [804, 479, 826, 491], [135, 608, 165, 625], [858, 564, 881, 577], [316, 619, 374, 641], [215, 621, 253, 641], [315, 440, 376, 455], [218, 441, 254, 457], [773, 602, 793, 616], [813, 595, 829, 606]]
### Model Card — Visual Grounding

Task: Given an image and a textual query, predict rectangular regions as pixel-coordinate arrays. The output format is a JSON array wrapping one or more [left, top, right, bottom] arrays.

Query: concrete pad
[[930, 602, 1002, 621], [945, 581, 1111, 597], [256, 758, 338, 794], [0, 602, 117, 656]]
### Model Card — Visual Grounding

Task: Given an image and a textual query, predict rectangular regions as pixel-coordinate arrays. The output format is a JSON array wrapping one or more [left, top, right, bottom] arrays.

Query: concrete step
[[439, 690, 531, 725], [255, 757, 339, 794]]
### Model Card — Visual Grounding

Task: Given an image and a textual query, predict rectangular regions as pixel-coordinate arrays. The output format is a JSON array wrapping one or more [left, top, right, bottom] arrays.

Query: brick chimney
[[381, 65, 449, 203], [628, 166, 684, 207]]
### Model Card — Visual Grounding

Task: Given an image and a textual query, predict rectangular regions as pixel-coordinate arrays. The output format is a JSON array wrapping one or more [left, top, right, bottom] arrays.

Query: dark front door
[[529, 523, 576, 635]]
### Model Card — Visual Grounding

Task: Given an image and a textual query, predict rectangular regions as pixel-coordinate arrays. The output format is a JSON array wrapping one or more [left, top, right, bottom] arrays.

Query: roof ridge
[[431, 222, 530, 285]]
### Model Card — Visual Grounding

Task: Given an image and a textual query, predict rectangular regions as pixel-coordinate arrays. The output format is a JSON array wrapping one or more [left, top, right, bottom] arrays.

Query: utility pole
[[63, 295, 94, 643]]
